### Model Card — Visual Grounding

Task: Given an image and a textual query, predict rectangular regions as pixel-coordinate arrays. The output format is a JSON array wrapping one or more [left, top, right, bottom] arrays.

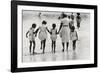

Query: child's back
[[70, 26, 78, 51], [38, 26, 47, 41], [70, 30, 77, 41], [29, 27, 35, 41], [50, 28, 57, 41]]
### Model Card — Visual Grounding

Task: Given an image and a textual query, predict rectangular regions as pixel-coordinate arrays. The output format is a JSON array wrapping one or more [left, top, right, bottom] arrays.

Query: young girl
[[76, 13, 81, 29], [35, 20, 47, 54], [26, 23, 37, 55], [46, 23, 58, 53], [69, 15, 74, 30], [70, 26, 78, 51]]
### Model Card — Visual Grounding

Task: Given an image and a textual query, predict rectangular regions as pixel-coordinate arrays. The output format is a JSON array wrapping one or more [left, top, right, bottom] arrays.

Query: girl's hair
[[71, 26, 75, 31], [32, 23, 36, 28], [52, 23, 56, 28], [42, 20, 47, 25]]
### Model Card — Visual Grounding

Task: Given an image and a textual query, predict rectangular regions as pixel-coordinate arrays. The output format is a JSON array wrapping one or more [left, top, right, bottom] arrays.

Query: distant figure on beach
[[76, 13, 81, 29]]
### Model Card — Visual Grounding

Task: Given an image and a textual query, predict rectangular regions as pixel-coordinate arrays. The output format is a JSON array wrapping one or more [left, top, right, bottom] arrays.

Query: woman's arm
[[76, 31, 78, 40], [58, 22, 63, 33], [69, 22, 71, 29]]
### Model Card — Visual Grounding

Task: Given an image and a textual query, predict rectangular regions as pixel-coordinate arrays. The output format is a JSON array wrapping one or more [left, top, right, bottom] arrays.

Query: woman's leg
[[29, 41, 32, 54], [33, 41, 35, 54], [62, 42, 65, 52]]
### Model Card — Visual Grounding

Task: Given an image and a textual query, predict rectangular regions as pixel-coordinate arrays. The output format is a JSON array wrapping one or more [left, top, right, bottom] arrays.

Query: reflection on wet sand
[[23, 50, 78, 62]]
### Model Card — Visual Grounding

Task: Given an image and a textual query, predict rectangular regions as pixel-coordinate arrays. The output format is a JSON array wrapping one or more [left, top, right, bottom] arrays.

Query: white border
[[18, 5, 94, 68]]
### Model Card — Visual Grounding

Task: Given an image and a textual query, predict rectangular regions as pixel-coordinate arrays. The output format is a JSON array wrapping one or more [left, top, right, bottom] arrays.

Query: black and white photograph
[[22, 11, 90, 62], [18, 5, 95, 67], [11, 1, 97, 72]]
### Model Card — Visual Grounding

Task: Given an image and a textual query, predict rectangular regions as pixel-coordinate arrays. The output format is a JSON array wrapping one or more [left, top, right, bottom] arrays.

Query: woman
[[58, 12, 70, 52]]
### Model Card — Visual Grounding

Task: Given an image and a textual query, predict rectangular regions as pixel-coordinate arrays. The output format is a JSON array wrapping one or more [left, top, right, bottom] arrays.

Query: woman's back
[[61, 18, 70, 26]]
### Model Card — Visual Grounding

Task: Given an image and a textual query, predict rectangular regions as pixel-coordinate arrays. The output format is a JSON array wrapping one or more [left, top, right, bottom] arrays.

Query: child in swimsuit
[[35, 20, 47, 54], [47, 23, 58, 53], [26, 23, 37, 55], [70, 26, 78, 51]]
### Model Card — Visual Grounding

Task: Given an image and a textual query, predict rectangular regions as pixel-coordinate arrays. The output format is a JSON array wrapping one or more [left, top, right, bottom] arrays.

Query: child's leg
[[77, 22, 80, 29], [52, 40, 53, 52], [29, 41, 32, 54], [73, 40, 76, 51], [62, 42, 65, 52], [54, 41, 56, 53], [66, 42, 69, 51], [33, 41, 35, 54], [40, 40, 43, 49], [43, 39, 46, 53]]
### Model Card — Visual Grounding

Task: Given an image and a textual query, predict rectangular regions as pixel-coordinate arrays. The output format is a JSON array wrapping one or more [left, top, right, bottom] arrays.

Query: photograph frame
[[11, 1, 97, 72]]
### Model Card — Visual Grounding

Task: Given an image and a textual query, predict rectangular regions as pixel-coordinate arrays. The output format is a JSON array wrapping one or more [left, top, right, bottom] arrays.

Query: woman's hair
[[61, 12, 67, 18], [32, 23, 36, 28], [42, 20, 47, 25]]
